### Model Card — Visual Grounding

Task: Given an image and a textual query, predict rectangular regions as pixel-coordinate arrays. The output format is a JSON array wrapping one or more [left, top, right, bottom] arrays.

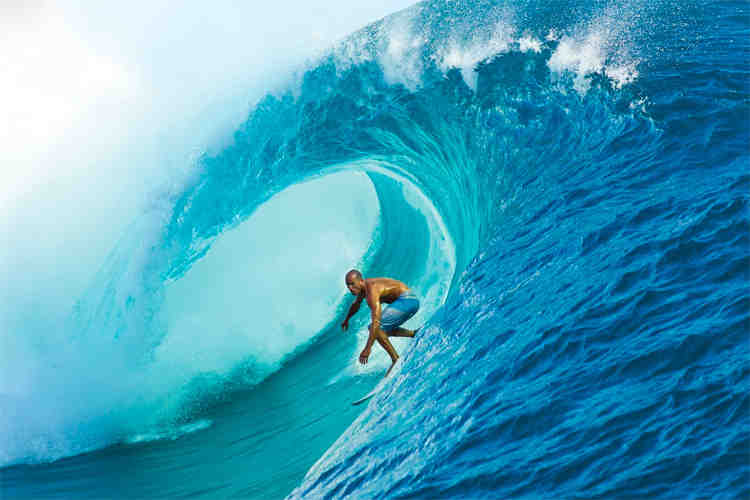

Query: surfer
[[341, 269, 420, 375]]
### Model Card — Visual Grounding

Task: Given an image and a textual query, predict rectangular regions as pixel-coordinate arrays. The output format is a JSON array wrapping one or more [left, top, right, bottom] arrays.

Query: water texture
[[2, 0, 748, 498]]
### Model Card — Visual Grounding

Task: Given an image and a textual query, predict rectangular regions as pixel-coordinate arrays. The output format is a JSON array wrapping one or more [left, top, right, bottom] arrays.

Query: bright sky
[[0, 0, 417, 210]]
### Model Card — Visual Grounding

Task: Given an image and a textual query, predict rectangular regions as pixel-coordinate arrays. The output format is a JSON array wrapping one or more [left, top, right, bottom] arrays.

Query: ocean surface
[[2, 0, 749, 498]]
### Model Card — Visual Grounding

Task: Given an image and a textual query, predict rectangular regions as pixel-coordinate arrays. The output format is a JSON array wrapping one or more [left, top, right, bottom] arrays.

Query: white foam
[[432, 21, 513, 90], [548, 31, 607, 92], [125, 419, 213, 444], [379, 14, 426, 90], [330, 9, 520, 92], [606, 61, 640, 88], [329, 7, 426, 91], [330, 5, 641, 94], [547, 9, 640, 92], [518, 33, 542, 53]]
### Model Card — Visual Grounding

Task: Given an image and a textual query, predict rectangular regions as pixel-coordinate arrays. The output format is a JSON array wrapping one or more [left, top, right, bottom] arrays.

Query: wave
[[0, 0, 673, 467], [3, 1, 748, 498]]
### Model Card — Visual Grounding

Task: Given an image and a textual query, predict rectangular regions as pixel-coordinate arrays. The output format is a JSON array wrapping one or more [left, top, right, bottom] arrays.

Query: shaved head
[[345, 269, 365, 296], [345, 269, 362, 282]]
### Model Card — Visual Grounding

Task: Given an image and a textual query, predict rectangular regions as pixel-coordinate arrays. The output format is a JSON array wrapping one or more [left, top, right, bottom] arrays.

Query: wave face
[[3, 0, 748, 498], [285, 1, 750, 498]]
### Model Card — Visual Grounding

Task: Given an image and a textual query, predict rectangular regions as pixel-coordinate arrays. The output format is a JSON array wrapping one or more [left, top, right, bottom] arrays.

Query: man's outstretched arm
[[359, 291, 399, 366], [359, 298, 382, 363], [341, 294, 364, 331]]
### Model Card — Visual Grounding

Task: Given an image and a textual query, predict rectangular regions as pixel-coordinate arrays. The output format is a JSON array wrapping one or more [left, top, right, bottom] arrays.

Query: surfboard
[[352, 358, 403, 406]]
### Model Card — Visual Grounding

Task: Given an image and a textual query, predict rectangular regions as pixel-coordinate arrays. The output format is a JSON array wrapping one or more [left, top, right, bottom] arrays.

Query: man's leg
[[386, 327, 415, 338], [370, 325, 399, 362], [380, 299, 420, 340]]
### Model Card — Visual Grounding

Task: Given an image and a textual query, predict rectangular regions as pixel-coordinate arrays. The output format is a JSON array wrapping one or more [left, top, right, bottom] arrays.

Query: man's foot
[[385, 357, 399, 377]]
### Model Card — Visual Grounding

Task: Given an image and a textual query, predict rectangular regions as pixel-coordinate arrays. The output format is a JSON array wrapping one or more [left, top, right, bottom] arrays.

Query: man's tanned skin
[[341, 269, 417, 376]]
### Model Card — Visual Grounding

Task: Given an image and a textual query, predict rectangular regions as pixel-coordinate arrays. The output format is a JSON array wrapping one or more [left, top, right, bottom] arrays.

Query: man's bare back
[[340, 269, 420, 376]]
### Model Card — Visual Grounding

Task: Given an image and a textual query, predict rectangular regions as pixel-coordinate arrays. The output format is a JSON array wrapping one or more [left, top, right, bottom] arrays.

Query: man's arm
[[359, 289, 383, 363], [341, 294, 364, 331]]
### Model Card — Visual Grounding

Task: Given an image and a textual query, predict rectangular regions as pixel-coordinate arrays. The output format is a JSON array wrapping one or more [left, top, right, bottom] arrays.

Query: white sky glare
[[0, 0, 416, 319], [1, 0, 416, 205]]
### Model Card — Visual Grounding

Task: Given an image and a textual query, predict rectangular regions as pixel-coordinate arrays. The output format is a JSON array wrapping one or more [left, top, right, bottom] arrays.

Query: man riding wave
[[341, 269, 420, 376]]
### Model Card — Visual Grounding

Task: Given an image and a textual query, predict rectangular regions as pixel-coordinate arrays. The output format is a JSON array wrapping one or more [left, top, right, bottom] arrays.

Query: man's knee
[[368, 323, 387, 335]]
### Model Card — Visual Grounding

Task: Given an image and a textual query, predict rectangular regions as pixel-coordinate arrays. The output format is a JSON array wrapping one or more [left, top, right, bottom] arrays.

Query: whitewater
[[2, 0, 748, 498]]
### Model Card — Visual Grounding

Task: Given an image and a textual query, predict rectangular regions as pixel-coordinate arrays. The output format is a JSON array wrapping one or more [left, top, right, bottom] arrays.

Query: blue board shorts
[[373, 291, 420, 332]]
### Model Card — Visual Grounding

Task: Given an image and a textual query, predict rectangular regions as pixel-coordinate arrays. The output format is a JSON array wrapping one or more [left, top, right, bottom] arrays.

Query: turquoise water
[[3, 0, 749, 498]]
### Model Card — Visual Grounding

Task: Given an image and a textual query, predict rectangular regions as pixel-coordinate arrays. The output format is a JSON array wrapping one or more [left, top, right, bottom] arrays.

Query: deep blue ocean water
[[2, 0, 748, 498]]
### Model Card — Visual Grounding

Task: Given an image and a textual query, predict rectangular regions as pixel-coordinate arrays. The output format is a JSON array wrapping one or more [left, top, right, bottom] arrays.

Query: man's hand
[[359, 347, 371, 364], [341, 320, 349, 331]]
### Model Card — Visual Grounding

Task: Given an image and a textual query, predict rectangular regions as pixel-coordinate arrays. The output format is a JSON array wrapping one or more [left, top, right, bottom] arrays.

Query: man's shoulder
[[364, 279, 384, 298], [366, 278, 393, 288], [364, 279, 377, 291], [365, 277, 393, 285]]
